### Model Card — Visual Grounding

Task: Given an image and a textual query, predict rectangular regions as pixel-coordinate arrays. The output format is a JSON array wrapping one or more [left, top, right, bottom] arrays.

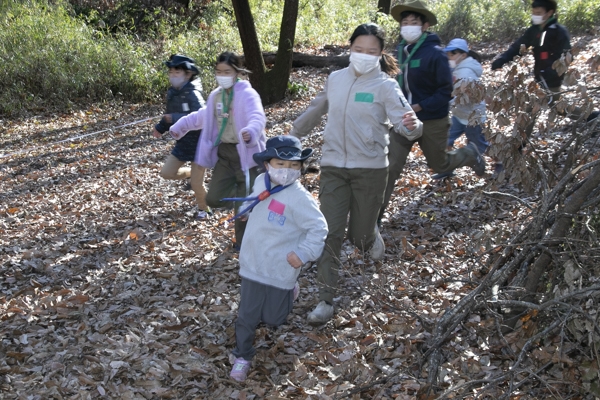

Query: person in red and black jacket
[[491, 0, 570, 92]]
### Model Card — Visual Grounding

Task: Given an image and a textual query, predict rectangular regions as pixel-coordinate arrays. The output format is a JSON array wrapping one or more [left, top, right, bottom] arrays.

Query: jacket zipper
[[343, 75, 358, 167], [403, 45, 413, 104]]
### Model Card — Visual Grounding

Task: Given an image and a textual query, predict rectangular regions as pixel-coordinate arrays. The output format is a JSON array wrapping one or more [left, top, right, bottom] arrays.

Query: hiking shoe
[[431, 171, 455, 180], [229, 357, 251, 382], [368, 226, 385, 261], [307, 301, 334, 325], [293, 282, 300, 302], [196, 207, 212, 220], [467, 142, 486, 176], [587, 110, 599, 122]]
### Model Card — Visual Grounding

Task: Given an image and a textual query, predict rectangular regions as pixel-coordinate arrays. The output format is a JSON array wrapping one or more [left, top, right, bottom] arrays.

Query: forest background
[[2, 0, 600, 399], [1, 0, 599, 116]]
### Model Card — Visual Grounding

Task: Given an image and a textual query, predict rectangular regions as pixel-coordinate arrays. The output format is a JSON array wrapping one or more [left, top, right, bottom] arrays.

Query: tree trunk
[[232, 0, 265, 82], [231, 0, 299, 105], [261, 0, 299, 104], [377, 0, 392, 14]]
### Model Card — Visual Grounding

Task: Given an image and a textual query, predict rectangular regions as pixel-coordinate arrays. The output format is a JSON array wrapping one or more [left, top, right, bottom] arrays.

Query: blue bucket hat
[[443, 38, 469, 53], [165, 54, 199, 75], [253, 136, 313, 164]]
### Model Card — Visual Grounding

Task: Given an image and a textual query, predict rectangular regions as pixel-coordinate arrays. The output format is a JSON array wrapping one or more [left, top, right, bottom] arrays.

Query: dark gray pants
[[232, 278, 294, 361]]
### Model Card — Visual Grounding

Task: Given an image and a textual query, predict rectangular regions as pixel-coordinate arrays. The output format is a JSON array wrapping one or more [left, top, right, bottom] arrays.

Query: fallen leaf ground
[[1, 36, 599, 399]]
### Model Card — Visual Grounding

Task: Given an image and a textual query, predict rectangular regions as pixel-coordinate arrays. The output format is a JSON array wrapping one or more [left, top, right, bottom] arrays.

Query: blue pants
[[447, 116, 488, 154]]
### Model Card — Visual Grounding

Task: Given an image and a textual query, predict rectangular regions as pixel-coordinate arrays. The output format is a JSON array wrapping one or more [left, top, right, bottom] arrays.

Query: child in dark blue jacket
[[152, 54, 210, 219]]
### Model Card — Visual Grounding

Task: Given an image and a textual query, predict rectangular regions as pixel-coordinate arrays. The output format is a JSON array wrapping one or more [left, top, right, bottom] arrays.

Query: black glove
[[491, 59, 504, 71]]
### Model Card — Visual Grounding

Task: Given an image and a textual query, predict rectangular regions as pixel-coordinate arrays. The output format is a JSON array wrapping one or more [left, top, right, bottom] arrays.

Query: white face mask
[[349, 52, 380, 75], [531, 15, 545, 25], [169, 76, 187, 89], [216, 75, 236, 89], [267, 164, 301, 186], [401, 25, 423, 43], [449, 59, 457, 69]]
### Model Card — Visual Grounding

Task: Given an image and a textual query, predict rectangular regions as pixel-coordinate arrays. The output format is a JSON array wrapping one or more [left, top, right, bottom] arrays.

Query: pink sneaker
[[230, 357, 251, 382], [293, 282, 300, 301]]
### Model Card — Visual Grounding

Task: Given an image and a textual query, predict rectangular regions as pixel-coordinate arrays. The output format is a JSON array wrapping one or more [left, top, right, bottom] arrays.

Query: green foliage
[[0, 0, 160, 115], [431, 0, 529, 42], [286, 80, 309, 98], [2, 0, 599, 116], [560, 0, 600, 34]]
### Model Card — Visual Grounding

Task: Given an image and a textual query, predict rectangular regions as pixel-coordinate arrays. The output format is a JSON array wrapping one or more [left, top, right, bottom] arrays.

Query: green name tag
[[410, 59, 421, 68], [355, 92, 374, 103]]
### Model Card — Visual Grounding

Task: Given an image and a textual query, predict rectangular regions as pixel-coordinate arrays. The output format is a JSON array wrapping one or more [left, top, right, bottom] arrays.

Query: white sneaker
[[369, 226, 385, 261], [307, 301, 334, 325]]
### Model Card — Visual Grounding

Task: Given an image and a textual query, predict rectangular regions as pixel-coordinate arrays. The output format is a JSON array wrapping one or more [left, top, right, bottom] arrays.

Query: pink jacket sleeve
[[236, 86, 266, 148], [169, 107, 206, 139]]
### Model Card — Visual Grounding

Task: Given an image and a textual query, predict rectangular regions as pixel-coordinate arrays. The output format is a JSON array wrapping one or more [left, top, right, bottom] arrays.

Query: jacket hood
[[454, 57, 482, 79], [171, 79, 203, 94], [421, 32, 442, 48]]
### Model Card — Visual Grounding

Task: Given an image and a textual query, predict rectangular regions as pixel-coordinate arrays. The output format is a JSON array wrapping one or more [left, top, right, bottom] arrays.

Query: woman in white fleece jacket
[[291, 23, 423, 325]]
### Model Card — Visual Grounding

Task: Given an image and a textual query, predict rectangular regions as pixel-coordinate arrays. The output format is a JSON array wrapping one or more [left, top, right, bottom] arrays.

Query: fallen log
[[242, 50, 498, 69], [240, 51, 349, 68]]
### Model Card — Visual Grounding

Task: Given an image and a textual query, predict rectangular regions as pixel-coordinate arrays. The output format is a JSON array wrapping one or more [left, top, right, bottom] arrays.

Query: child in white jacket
[[228, 136, 328, 382]]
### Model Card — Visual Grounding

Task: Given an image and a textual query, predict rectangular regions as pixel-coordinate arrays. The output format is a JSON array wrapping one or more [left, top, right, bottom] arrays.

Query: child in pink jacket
[[170, 52, 267, 248]]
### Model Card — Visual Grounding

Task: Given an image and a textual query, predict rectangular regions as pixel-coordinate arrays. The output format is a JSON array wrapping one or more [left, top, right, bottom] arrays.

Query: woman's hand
[[241, 129, 251, 142], [402, 111, 419, 131], [287, 252, 303, 269]]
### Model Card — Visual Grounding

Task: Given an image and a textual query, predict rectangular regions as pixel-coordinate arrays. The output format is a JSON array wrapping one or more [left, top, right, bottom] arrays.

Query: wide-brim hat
[[391, 0, 438, 26], [253, 136, 313, 164], [443, 38, 469, 53], [165, 54, 199, 75]]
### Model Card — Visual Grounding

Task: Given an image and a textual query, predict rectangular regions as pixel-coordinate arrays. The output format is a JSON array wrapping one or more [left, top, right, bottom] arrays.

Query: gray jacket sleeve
[[290, 79, 329, 138], [384, 80, 423, 141]]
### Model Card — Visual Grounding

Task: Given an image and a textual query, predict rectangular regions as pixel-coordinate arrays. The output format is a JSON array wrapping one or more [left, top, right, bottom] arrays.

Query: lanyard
[[396, 33, 427, 88], [213, 88, 234, 146], [221, 172, 291, 221]]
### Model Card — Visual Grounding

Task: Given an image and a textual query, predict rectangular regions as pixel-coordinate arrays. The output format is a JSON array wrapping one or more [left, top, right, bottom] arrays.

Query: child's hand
[[402, 111, 419, 131], [241, 129, 251, 142], [169, 130, 183, 140], [287, 252, 303, 269], [152, 128, 162, 138]]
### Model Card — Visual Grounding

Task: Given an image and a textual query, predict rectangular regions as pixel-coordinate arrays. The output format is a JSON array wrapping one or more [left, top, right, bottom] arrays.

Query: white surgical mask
[[267, 164, 301, 186], [216, 75, 236, 89], [169, 76, 187, 89], [449, 59, 457, 69], [531, 15, 545, 25], [349, 52, 380, 75], [401, 26, 423, 43]]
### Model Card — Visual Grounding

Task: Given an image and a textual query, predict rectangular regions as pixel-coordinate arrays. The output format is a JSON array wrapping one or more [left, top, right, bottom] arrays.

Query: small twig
[[483, 190, 534, 210]]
